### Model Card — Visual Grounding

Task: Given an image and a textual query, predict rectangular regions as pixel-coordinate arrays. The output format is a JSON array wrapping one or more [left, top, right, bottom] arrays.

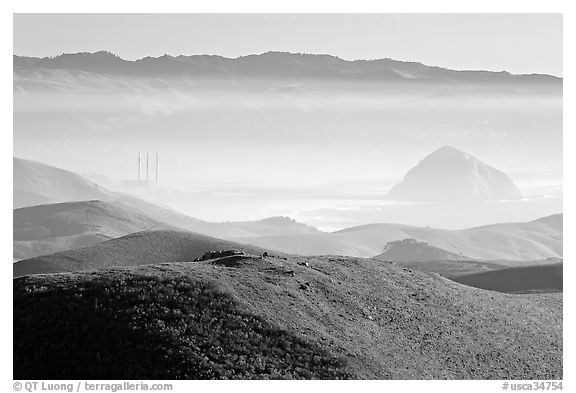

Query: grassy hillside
[[13, 230, 272, 277], [13, 200, 177, 260], [451, 263, 563, 293], [14, 272, 349, 379], [14, 255, 562, 379]]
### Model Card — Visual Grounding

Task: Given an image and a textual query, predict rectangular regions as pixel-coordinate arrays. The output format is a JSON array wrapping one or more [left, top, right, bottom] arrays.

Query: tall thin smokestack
[[146, 152, 149, 185], [138, 152, 141, 182], [155, 152, 160, 186]]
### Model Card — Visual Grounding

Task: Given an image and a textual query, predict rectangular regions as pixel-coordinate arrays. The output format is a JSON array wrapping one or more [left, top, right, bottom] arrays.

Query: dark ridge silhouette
[[13, 52, 562, 85]]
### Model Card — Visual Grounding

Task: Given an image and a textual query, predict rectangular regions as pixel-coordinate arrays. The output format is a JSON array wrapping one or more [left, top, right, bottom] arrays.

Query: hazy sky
[[14, 13, 562, 76]]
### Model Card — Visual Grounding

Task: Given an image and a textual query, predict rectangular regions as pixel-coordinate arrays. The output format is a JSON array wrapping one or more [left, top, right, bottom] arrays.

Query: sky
[[13, 13, 563, 76]]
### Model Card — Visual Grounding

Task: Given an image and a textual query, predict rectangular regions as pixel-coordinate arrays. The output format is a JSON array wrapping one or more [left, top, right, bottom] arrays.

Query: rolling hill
[[375, 238, 470, 262], [13, 157, 114, 208], [13, 200, 177, 260], [13, 230, 272, 277], [14, 254, 562, 379], [14, 156, 560, 264], [237, 214, 562, 262], [13, 157, 321, 242], [13, 156, 209, 230], [451, 263, 563, 294], [205, 216, 320, 238]]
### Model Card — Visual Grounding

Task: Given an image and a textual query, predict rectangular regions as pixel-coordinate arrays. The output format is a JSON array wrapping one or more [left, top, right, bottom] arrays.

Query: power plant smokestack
[[146, 152, 150, 185], [138, 152, 141, 183], [155, 152, 160, 186]]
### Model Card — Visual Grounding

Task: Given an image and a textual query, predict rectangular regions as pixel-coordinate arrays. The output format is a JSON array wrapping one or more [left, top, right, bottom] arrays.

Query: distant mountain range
[[13, 51, 562, 86], [236, 214, 562, 262], [387, 146, 522, 201]]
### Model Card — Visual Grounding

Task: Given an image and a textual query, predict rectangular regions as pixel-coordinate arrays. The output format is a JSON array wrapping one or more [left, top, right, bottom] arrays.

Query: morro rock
[[387, 146, 522, 201]]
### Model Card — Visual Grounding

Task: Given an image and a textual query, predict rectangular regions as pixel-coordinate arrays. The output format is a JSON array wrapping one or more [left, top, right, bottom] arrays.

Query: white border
[[3, 2, 572, 392]]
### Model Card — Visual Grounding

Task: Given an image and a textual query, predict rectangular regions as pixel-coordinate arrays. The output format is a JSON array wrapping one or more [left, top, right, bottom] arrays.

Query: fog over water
[[14, 53, 562, 230]]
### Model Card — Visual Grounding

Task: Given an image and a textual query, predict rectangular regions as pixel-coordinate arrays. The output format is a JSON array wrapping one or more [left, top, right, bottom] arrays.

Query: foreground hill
[[13, 200, 176, 260], [451, 263, 563, 294], [387, 146, 522, 201], [14, 255, 562, 379], [238, 214, 563, 262], [13, 231, 271, 277]]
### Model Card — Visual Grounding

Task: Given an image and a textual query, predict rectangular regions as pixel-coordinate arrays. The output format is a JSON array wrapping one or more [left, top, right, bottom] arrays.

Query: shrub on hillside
[[14, 274, 350, 379]]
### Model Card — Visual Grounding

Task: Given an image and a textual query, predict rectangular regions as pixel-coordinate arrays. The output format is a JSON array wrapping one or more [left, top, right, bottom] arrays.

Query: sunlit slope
[[14, 254, 562, 379]]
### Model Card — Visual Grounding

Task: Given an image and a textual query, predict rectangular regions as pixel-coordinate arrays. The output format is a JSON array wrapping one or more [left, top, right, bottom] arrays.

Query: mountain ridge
[[13, 51, 562, 83]]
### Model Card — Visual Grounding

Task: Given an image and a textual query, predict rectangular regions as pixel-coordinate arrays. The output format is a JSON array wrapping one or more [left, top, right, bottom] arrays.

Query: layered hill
[[13, 157, 208, 228], [13, 157, 320, 242], [208, 216, 319, 238], [13, 230, 272, 277], [237, 214, 562, 262], [13, 200, 177, 260], [387, 146, 522, 201], [14, 255, 562, 379], [451, 263, 563, 294], [14, 157, 114, 208]]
